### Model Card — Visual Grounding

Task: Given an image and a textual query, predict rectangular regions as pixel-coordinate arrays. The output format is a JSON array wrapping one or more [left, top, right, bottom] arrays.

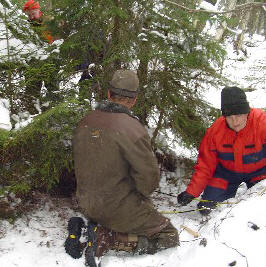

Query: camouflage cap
[[109, 70, 139, 98]]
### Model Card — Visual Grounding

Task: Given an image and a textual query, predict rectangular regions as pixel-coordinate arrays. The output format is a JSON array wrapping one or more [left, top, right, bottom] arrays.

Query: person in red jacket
[[22, 0, 61, 114], [178, 86, 266, 215], [23, 0, 54, 44], [23, 0, 42, 20]]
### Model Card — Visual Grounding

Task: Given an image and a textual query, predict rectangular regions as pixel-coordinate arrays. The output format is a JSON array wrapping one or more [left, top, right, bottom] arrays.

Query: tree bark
[[3, 7, 14, 118], [136, 16, 151, 125], [234, 0, 255, 52], [214, 0, 238, 41], [192, 0, 203, 29], [112, 0, 122, 69]]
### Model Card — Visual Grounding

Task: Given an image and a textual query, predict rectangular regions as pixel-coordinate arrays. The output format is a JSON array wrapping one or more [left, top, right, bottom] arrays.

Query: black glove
[[64, 217, 85, 259], [177, 191, 194, 206], [197, 200, 217, 216]]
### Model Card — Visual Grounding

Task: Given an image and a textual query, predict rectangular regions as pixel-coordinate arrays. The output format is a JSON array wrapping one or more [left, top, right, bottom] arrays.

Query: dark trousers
[[200, 178, 264, 208]]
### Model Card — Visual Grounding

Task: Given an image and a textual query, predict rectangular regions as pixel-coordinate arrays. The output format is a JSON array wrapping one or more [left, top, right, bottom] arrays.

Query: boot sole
[[65, 217, 85, 258], [85, 222, 99, 267]]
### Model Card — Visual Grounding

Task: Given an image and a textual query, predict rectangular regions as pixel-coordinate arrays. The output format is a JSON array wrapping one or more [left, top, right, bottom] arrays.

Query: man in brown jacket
[[72, 70, 179, 263]]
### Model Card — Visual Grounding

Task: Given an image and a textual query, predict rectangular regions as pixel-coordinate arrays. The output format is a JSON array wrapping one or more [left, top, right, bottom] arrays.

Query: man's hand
[[177, 191, 194, 206]]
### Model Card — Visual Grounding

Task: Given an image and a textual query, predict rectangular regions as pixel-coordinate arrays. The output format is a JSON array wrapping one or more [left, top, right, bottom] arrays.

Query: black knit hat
[[221, 87, 250, 116]]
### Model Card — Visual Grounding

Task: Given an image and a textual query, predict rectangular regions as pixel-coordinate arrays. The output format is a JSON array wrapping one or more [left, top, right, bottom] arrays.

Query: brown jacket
[[73, 101, 161, 233]]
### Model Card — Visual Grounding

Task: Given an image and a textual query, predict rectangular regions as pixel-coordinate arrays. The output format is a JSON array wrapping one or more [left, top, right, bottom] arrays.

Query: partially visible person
[[177, 86, 266, 215], [75, 28, 106, 101], [23, 0, 42, 21], [22, 0, 61, 114], [23, 0, 54, 44], [71, 70, 179, 264]]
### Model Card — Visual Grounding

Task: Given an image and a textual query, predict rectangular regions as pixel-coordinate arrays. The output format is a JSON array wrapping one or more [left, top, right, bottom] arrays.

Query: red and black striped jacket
[[186, 108, 266, 197]]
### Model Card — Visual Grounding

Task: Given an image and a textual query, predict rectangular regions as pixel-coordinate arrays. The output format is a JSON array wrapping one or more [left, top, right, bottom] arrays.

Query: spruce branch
[[164, 0, 266, 15]]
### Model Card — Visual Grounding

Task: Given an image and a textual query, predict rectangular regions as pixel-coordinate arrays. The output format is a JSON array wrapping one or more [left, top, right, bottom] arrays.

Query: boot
[[135, 231, 179, 255], [64, 217, 86, 259], [84, 224, 178, 265], [84, 221, 98, 267], [85, 224, 139, 266], [135, 223, 179, 255], [135, 236, 158, 255], [113, 232, 138, 253]]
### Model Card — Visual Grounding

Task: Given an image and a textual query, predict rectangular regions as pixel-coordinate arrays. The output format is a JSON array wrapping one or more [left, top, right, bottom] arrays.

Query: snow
[[11, 111, 34, 130], [199, 1, 217, 11], [0, 179, 265, 267], [0, 99, 12, 130], [204, 34, 266, 110]]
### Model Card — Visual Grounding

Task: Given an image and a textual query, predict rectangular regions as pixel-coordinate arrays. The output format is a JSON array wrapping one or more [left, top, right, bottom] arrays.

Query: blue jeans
[[199, 179, 260, 208]]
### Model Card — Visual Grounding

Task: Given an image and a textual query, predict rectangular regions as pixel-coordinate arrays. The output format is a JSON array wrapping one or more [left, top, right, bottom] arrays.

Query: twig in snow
[[180, 237, 205, 243], [222, 242, 249, 267], [258, 187, 266, 196], [213, 208, 234, 239], [154, 190, 176, 198], [181, 225, 200, 238]]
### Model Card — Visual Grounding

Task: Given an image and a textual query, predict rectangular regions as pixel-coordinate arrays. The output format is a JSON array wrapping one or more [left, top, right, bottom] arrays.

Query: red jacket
[[186, 108, 266, 197]]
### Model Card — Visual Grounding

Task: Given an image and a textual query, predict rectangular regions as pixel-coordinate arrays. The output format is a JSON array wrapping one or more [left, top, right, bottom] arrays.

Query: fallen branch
[[154, 190, 176, 198], [258, 187, 266, 196], [181, 225, 200, 238]]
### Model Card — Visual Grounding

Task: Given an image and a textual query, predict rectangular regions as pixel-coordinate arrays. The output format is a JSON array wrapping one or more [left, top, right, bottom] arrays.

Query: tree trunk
[[257, 8, 266, 36], [136, 16, 152, 125], [112, 0, 122, 69], [234, 0, 254, 52], [192, 0, 203, 29], [248, 7, 259, 36], [214, 0, 237, 41], [3, 7, 15, 121]]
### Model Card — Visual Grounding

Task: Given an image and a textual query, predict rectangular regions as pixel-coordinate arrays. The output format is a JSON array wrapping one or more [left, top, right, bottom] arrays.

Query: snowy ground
[[1, 178, 265, 267]]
